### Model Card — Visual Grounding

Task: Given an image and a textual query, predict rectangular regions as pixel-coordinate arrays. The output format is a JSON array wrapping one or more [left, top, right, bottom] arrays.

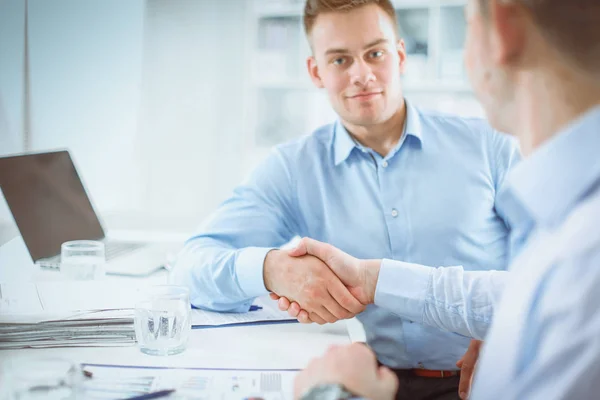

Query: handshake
[[263, 237, 381, 324]]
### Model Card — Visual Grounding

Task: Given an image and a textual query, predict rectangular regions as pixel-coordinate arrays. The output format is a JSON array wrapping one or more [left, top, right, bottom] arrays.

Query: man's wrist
[[360, 259, 381, 304], [300, 383, 359, 400], [263, 249, 283, 292]]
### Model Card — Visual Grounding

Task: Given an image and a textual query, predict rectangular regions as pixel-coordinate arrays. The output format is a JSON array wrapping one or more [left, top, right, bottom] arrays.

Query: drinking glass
[[134, 285, 191, 356], [60, 240, 105, 280]]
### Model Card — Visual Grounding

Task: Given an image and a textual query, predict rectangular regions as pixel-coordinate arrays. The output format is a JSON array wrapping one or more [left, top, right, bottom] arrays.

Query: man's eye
[[371, 50, 384, 58], [332, 57, 346, 65]]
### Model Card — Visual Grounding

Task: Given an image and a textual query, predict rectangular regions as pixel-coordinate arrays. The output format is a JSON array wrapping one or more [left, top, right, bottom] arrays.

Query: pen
[[121, 389, 175, 400], [249, 305, 263, 311]]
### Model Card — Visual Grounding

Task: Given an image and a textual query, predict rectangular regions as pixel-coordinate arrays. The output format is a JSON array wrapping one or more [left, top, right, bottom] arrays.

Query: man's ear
[[489, 0, 527, 65], [307, 56, 325, 89], [396, 39, 407, 74]]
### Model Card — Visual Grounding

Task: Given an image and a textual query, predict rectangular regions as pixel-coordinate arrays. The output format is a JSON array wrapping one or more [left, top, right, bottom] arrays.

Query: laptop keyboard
[[105, 241, 146, 261], [38, 241, 147, 268]]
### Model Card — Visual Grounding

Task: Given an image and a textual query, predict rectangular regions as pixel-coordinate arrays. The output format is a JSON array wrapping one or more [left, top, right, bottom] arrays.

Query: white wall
[[0, 0, 146, 229], [25, 0, 146, 220], [135, 0, 248, 229], [0, 0, 28, 229], [0, 0, 249, 233], [0, 0, 25, 155]]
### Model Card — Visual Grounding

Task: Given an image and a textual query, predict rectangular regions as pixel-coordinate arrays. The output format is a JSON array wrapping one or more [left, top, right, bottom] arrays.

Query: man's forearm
[[171, 237, 272, 312], [374, 260, 507, 340]]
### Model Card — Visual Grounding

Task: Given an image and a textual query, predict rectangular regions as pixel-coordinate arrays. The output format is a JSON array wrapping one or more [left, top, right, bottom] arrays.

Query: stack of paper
[[0, 309, 135, 349], [0, 281, 296, 349], [0, 282, 141, 349]]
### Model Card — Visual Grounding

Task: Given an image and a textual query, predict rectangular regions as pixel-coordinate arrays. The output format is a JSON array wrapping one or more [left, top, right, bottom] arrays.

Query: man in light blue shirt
[[174, 1, 520, 398], [292, 0, 600, 399]]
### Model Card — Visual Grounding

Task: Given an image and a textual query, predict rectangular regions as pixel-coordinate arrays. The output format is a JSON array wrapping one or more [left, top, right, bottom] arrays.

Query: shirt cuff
[[374, 259, 432, 323], [236, 246, 274, 298]]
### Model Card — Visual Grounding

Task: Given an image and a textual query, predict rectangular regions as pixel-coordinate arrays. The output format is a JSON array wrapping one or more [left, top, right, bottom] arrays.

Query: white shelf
[[439, 0, 468, 7], [254, 0, 441, 18], [404, 81, 471, 93], [391, 0, 436, 9], [253, 79, 472, 93], [254, 3, 303, 19], [253, 79, 312, 90]]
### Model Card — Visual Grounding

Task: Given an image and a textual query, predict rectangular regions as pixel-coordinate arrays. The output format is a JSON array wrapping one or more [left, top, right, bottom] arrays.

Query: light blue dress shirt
[[471, 106, 600, 399], [374, 106, 600, 398], [172, 100, 520, 369]]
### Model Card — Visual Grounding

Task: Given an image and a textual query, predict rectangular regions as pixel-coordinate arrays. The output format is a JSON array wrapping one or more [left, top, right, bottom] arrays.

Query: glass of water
[[60, 240, 105, 280], [134, 285, 191, 356]]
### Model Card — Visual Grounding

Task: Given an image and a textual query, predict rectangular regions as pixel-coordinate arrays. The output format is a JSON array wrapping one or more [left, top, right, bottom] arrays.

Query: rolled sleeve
[[236, 246, 274, 298], [374, 259, 432, 323]]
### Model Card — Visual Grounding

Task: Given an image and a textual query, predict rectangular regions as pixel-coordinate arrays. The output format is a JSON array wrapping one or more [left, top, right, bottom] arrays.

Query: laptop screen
[[0, 150, 105, 261]]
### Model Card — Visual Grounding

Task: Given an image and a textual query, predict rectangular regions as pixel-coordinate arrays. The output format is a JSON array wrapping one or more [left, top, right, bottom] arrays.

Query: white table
[[0, 231, 357, 393]]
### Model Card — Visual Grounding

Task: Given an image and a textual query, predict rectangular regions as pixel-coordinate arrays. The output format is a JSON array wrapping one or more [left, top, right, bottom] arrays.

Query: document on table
[[191, 296, 297, 328], [0, 281, 145, 321], [0, 282, 139, 349], [81, 363, 299, 400], [0, 282, 44, 315], [0, 281, 296, 345]]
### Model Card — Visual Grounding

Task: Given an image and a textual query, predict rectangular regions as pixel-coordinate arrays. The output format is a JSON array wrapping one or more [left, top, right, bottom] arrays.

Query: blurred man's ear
[[489, 0, 527, 66], [396, 39, 407, 74], [307, 56, 325, 89]]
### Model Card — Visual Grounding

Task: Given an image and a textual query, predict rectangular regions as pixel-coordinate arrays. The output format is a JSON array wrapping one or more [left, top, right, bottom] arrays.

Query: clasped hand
[[267, 238, 379, 324], [263, 246, 366, 324]]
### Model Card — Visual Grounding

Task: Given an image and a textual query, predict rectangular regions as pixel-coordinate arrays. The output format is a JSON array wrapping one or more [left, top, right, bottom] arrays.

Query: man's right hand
[[270, 238, 381, 323], [263, 249, 365, 324]]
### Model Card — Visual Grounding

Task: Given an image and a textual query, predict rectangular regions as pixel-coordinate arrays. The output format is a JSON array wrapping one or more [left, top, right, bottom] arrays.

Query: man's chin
[[342, 112, 385, 127]]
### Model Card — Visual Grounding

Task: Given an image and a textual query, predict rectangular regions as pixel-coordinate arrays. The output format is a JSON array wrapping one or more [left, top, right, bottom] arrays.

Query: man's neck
[[341, 100, 407, 158], [514, 67, 600, 156]]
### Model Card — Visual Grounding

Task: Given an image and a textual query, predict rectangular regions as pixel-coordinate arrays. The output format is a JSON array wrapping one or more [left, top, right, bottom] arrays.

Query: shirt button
[[391, 209, 398, 218], [382, 160, 388, 168]]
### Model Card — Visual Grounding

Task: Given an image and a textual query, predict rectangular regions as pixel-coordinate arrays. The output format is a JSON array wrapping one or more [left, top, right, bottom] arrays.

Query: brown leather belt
[[411, 369, 460, 378]]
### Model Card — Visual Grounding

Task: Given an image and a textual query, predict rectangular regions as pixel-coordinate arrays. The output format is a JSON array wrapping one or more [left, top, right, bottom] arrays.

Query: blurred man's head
[[303, 0, 407, 129], [464, 0, 600, 143]]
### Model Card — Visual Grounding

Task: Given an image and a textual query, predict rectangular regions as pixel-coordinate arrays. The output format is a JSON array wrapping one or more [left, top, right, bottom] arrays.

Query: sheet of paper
[[191, 296, 296, 327], [81, 364, 298, 400], [0, 282, 44, 315], [0, 281, 146, 318], [36, 281, 147, 311]]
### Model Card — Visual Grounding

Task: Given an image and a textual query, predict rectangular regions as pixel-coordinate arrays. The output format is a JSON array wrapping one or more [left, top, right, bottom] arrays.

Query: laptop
[[0, 150, 171, 276]]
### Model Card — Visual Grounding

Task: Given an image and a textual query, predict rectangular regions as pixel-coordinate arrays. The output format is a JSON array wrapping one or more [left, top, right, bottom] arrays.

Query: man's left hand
[[294, 343, 398, 400], [456, 339, 483, 399]]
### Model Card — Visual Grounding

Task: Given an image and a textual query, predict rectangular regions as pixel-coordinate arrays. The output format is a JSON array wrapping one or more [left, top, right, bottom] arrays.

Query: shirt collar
[[332, 100, 423, 166], [497, 105, 600, 230]]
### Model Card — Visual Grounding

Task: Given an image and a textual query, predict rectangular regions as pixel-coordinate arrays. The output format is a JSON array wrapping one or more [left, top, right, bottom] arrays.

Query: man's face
[[463, 0, 517, 134], [307, 4, 406, 127]]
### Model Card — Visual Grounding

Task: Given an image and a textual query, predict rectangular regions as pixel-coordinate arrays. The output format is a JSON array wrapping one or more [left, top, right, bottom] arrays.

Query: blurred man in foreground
[[292, 0, 600, 398]]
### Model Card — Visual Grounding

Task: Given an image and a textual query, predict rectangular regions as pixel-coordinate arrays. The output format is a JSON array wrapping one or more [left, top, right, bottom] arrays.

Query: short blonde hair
[[303, 0, 398, 37]]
